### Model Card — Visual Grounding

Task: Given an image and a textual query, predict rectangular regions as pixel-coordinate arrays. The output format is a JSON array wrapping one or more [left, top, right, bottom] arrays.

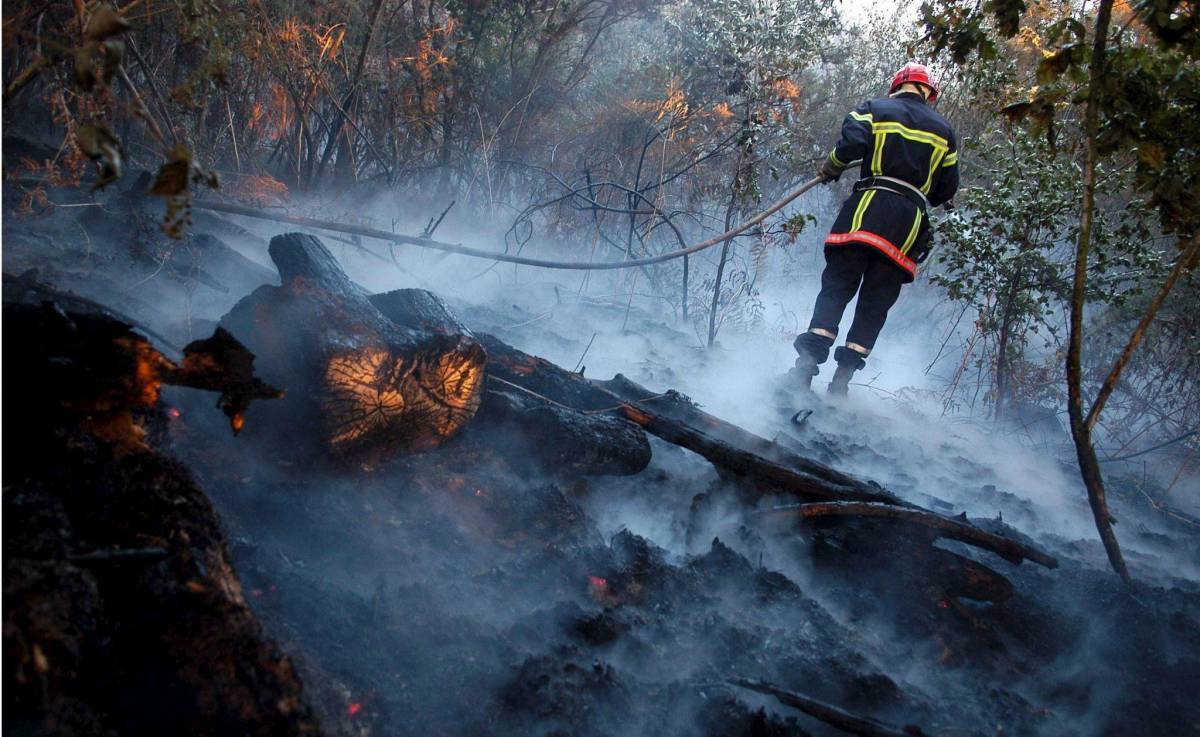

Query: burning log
[[729, 678, 934, 737], [476, 386, 651, 476], [3, 282, 280, 446], [219, 233, 485, 462]]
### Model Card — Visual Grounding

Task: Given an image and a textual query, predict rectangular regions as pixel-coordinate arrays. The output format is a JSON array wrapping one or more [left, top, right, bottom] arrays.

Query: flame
[[709, 102, 735, 123], [132, 343, 165, 406], [655, 83, 689, 123], [231, 414, 245, 434], [772, 78, 802, 107]]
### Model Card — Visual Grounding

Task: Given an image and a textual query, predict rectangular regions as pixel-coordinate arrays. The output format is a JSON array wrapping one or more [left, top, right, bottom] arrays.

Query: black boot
[[788, 356, 820, 391], [791, 330, 834, 393], [828, 346, 867, 397], [827, 363, 857, 396]]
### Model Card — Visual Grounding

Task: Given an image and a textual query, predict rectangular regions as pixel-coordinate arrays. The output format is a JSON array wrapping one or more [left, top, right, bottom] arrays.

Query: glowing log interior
[[220, 232, 485, 462]]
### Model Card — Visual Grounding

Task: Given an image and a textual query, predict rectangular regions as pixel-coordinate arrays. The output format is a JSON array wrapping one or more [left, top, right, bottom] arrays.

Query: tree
[[933, 130, 1160, 422], [921, 0, 1200, 580]]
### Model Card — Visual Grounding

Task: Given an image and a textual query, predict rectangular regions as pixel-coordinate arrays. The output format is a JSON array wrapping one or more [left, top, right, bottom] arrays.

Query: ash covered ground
[[5, 179, 1200, 737]]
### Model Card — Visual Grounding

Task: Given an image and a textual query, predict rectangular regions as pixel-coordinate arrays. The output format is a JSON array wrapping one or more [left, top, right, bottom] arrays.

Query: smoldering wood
[[163, 326, 284, 433], [476, 386, 651, 477], [3, 279, 281, 441], [729, 678, 934, 737], [219, 233, 486, 463], [476, 332, 1059, 570]]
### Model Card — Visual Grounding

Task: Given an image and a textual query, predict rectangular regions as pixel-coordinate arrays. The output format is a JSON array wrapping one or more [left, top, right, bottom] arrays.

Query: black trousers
[[796, 245, 905, 364]]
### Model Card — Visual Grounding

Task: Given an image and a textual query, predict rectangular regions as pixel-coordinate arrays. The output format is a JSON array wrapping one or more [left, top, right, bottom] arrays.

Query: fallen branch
[[729, 677, 934, 737], [761, 502, 1058, 569]]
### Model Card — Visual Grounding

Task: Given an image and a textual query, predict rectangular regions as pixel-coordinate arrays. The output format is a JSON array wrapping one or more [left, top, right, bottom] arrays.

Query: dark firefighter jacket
[[824, 91, 959, 282]]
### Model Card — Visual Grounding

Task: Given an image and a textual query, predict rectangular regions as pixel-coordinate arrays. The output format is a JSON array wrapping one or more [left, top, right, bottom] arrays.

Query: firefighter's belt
[[853, 176, 928, 214]]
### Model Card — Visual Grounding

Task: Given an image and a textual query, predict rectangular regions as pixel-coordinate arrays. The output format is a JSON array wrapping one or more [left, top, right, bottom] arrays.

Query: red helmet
[[890, 63, 939, 102]]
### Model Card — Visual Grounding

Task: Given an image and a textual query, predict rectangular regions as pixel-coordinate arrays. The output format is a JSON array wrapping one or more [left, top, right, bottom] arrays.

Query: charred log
[[3, 282, 280, 444], [219, 233, 485, 463], [475, 386, 651, 477]]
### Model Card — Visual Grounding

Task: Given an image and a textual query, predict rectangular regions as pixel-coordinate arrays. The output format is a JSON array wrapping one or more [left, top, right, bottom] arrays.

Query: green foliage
[[921, 0, 1200, 238], [932, 130, 1162, 409]]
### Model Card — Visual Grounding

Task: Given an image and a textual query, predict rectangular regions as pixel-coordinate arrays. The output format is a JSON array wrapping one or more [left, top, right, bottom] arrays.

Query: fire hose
[[193, 175, 826, 271]]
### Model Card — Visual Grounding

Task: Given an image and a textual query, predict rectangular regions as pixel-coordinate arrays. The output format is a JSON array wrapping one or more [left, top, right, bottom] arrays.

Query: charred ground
[[4, 178, 1200, 737]]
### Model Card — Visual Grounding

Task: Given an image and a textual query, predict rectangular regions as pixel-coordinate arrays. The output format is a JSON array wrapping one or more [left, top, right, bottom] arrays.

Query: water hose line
[[194, 176, 825, 271]]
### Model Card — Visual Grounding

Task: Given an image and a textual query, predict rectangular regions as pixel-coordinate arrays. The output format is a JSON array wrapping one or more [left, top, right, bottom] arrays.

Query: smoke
[[9, 152, 1199, 736]]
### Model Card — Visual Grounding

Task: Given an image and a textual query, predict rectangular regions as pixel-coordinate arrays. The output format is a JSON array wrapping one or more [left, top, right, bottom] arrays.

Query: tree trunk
[[707, 201, 737, 348], [1066, 0, 1128, 581], [314, 0, 386, 187], [993, 269, 1022, 422]]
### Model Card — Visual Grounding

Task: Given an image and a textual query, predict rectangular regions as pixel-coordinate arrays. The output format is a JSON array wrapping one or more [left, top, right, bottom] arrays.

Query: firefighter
[[792, 63, 959, 396]]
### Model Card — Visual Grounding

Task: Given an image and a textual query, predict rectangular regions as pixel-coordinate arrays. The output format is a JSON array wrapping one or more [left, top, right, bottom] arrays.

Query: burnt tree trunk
[[473, 387, 651, 477], [220, 233, 486, 463]]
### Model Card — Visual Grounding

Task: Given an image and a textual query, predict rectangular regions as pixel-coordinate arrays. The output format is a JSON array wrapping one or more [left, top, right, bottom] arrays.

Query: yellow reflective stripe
[[849, 111, 873, 124], [871, 122, 949, 150], [850, 190, 875, 232], [871, 132, 886, 175], [829, 149, 846, 168], [942, 151, 958, 166], [921, 147, 947, 194], [901, 210, 922, 254]]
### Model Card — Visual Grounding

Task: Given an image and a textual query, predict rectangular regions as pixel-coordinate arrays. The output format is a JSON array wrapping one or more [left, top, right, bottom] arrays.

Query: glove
[[818, 158, 843, 182]]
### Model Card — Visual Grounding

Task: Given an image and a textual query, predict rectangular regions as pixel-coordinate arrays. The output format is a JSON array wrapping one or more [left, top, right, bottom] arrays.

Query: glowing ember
[[321, 342, 483, 454], [168, 407, 182, 419], [324, 347, 408, 446], [588, 576, 608, 589], [347, 702, 363, 717], [231, 414, 245, 434], [474, 489, 485, 497]]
